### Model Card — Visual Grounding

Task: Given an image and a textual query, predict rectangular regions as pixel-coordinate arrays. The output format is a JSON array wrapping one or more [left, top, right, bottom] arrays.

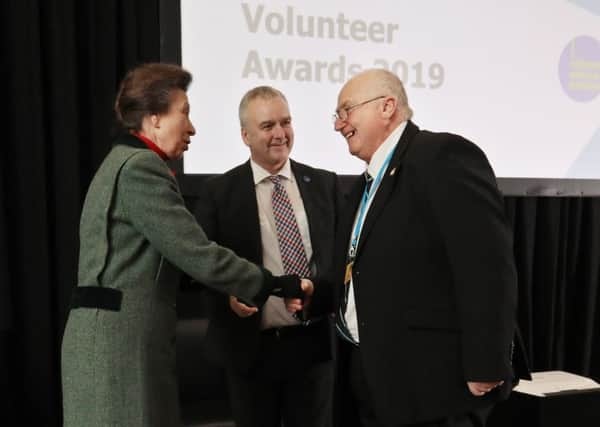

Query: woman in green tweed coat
[[61, 63, 307, 427]]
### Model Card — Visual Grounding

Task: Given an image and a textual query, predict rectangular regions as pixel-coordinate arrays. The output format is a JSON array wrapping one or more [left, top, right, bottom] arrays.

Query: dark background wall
[[1, 1, 599, 426], [1, 1, 163, 425]]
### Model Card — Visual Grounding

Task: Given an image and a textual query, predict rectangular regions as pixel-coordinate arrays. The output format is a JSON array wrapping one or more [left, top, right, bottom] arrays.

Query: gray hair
[[238, 86, 288, 127]]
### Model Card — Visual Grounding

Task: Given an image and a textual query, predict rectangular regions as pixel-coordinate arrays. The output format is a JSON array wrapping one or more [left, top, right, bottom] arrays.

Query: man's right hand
[[229, 296, 259, 318], [285, 278, 313, 313]]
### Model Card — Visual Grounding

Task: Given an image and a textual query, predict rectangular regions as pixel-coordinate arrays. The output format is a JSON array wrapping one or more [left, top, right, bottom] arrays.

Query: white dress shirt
[[250, 158, 313, 329]]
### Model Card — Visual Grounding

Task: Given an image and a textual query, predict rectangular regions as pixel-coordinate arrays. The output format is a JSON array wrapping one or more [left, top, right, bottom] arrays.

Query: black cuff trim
[[270, 274, 303, 299], [70, 286, 122, 311]]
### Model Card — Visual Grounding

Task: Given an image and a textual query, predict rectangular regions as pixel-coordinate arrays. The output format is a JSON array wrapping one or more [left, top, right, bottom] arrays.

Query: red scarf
[[132, 132, 169, 161], [131, 132, 176, 176]]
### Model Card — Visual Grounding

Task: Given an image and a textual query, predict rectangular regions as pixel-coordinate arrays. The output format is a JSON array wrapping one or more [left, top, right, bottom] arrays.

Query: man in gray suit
[[196, 86, 340, 427]]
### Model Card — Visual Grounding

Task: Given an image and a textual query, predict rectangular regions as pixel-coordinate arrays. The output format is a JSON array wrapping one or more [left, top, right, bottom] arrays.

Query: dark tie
[[269, 175, 311, 278], [364, 171, 373, 194]]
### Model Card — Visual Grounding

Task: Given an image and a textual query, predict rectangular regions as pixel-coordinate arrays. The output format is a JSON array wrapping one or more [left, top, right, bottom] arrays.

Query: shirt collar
[[250, 158, 293, 185], [366, 121, 407, 179]]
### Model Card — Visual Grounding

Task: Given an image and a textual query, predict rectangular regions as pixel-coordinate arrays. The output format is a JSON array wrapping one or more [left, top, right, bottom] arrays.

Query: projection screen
[[172, 0, 600, 194]]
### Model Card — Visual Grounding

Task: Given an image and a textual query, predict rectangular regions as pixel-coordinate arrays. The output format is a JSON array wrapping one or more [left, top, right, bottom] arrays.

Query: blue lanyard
[[348, 145, 396, 259]]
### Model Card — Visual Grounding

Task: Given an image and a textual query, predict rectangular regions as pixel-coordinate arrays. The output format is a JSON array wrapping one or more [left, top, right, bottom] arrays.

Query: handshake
[[229, 277, 314, 318], [285, 278, 313, 313]]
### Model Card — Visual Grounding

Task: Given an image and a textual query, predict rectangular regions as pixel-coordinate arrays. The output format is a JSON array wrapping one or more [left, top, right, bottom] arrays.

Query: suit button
[[354, 270, 360, 276]]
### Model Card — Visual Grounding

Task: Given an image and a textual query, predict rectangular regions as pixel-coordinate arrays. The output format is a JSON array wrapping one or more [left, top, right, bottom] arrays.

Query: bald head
[[345, 69, 413, 121]]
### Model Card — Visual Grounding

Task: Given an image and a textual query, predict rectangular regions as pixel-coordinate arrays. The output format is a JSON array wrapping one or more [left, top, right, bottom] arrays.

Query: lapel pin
[[389, 167, 396, 176], [303, 175, 311, 183]]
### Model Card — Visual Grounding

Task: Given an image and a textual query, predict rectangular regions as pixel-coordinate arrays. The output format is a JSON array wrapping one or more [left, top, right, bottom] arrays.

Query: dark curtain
[[1, 146, 15, 421], [505, 198, 600, 381], [1, 0, 162, 425], [1, 1, 600, 426]]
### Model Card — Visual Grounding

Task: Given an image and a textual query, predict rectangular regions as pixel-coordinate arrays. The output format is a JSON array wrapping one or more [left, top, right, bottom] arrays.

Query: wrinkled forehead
[[246, 95, 291, 124], [338, 76, 371, 107], [249, 94, 287, 109]]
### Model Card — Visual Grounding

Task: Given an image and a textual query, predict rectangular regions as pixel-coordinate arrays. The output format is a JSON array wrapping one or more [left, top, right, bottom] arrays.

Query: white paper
[[514, 370, 600, 397]]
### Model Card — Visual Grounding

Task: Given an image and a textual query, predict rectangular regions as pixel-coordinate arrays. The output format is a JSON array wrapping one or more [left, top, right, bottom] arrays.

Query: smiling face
[[241, 95, 293, 174], [334, 74, 389, 163], [150, 89, 196, 160], [334, 70, 408, 163]]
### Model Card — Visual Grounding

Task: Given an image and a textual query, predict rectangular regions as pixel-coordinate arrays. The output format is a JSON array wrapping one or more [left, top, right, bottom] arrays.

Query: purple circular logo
[[558, 36, 600, 102]]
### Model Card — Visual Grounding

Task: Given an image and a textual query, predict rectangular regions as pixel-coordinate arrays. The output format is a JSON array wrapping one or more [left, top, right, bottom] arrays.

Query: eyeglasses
[[332, 96, 386, 123]]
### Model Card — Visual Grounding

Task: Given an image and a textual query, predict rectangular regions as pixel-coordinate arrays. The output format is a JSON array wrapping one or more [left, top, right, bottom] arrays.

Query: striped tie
[[269, 175, 311, 278]]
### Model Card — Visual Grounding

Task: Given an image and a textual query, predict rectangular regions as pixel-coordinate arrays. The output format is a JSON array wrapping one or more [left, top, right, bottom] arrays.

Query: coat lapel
[[338, 175, 366, 256], [292, 160, 320, 267], [354, 121, 419, 258], [238, 161, 264, 263]]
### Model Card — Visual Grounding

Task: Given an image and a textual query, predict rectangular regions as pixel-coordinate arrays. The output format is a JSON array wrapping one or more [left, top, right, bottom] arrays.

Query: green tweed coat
[[62, 135, 267, 427]]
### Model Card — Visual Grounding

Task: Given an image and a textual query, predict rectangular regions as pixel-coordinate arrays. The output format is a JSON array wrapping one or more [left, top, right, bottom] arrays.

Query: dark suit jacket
[[195, 159, 340, 372], [325, 121, 523, 425]]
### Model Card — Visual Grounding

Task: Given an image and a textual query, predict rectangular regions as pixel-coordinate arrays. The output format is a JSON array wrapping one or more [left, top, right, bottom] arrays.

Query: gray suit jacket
[[61, 134, 272, 427]]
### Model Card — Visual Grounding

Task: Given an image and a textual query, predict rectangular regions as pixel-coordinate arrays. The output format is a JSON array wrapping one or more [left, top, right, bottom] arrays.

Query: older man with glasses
[[288, 68, 529, 427]]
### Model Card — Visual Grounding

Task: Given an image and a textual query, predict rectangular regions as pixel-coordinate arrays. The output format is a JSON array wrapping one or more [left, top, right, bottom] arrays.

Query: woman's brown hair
[[114, 63, 192, 131]]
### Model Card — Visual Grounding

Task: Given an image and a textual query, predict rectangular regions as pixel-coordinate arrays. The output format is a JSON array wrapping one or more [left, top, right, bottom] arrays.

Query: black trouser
[[227, 323, 334, 427]]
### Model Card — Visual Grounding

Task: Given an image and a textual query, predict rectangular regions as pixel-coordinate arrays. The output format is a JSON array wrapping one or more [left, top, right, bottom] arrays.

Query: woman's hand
[[229, 295, 259, 318]]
